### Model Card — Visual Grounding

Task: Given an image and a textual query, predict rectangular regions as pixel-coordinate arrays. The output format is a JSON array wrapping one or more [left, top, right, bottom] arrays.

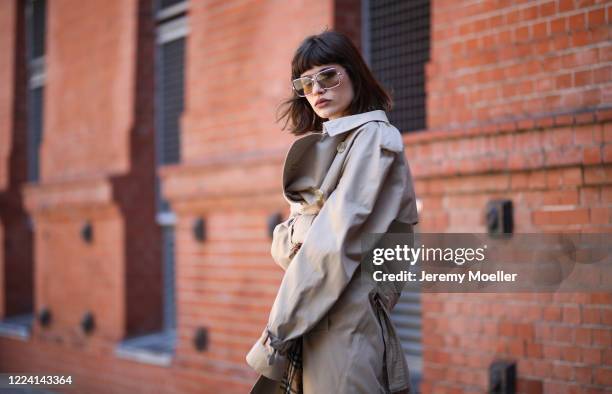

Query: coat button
[[337, 141, 347, 153]]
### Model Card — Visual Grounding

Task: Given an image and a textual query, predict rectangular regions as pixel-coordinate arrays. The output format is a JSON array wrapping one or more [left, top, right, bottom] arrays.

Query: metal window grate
[[27, 87, 44, 182], [162, 226, 176, 330], [155, 8, 187, 333], [157, 37, 185, 166], [390, 282, 423, 388], [366, 0, 430, 133], [160, 0, 185, 10], [30, 0, 46, 59], [26, 0, 46, 182]]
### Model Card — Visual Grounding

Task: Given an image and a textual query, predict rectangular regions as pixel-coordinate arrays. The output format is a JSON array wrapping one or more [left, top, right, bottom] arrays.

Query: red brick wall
[[180, 0, 333, 160], [0, 0, 17, 191], [19, 0, 161, 354], [420, 292, 612, 392], [427, 0, 611, 129], [409, 0, 612, 392], [41, 0, 138, 181], [335, 0, 361, 51]]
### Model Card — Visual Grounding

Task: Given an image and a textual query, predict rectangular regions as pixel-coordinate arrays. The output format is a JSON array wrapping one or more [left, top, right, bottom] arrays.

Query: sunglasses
[[292, 67, 343, 97]]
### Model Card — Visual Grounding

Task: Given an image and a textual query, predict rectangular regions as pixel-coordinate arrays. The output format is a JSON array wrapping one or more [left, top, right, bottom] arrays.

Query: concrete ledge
[[114, 329, 176, 367], [0, 313, 33, 341]]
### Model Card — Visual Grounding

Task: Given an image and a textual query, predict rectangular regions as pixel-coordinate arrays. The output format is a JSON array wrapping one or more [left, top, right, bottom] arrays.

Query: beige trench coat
[[246, 110, 419, 394]]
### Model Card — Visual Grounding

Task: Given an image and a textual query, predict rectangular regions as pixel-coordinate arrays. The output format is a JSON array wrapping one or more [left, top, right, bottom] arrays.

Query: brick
[[553, 325, 574, 342], [583, 147, 602, 164], [593, 65, 611, 84], [605, 123, 612, 142], [532, 208, 590, 226], [574, 366, 592, 384], [568, 12, 587, 30], [581, 187, 601, 205], [594, 367, 612, 386], [604, 144, 612, 163], [526, 342, 543, 358], [548, 168, 583, 187], [549, 16, 567, 34], [592, 328, 611, 347], [581, 347, 601, 364], [587, 8, 606, 28], [558, 0, 575, 12], [590, 207, 610, 225], [581, 306, 601, 325], [542, 190, 579, 205], [574, 69, 592, 86], [544, 146, 584, 167], [538, 1, 556, 18], [584, 166, 612, 185], [562, 305, 581, 324], [561, 345, 581, 362], [507, 338, 525, 357], [552, 362, 573, 380], [555, 72, 573, 89], [543, 305, 562, 320]]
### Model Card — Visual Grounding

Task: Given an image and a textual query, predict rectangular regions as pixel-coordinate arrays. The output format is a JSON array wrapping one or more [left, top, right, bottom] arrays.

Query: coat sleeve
[[270, 201, 319, 271], [263, 124, 404, 360], [270, 207, 299, 272]]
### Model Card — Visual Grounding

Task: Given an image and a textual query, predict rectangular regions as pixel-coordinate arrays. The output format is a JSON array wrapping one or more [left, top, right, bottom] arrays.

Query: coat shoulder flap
[[355, 121, 404, 154], [378, 124, 404, 153]]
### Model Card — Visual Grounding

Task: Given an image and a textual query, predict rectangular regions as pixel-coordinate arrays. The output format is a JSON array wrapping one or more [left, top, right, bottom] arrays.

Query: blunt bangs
[[292, 38, 340, 79]]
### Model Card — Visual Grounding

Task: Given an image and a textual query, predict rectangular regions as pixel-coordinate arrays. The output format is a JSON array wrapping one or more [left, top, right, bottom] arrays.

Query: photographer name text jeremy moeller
[[373, 270, 518, 283]]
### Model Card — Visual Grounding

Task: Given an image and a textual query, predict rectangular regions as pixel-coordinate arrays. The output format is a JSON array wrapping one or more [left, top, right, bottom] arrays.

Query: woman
[[246, 30, 419, 394]]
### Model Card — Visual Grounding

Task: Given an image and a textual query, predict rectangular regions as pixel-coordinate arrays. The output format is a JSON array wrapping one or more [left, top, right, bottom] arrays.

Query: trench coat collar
[[322, 110, 389, 136]]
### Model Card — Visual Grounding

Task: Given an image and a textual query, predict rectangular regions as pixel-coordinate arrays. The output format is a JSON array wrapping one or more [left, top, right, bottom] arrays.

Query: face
[[298, 64, 355, 120]]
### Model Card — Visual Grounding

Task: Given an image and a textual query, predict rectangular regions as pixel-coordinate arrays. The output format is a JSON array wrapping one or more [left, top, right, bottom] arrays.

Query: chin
[[318, 110, 337, 119]]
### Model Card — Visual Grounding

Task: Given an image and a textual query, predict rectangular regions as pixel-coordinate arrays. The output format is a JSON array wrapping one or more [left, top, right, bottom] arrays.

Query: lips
[[315, 98, 330, 107]]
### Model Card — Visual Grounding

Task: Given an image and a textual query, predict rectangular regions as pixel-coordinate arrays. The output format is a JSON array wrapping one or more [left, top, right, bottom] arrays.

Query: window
[[154, 0, 188, 333], [26, 0, 46, 182], [362, 0, 430, 133]]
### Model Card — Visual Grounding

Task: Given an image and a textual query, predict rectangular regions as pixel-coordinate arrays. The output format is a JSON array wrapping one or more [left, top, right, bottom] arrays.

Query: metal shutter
[[390, 282, 423, 388], [30, 0, 46, 59], [157, 37, 184, 165], [159, 0, 185, 10], [155, 16, 187, 213], [162, 226, 176, 330], [365, 0, 430, 133], [155, 14, 187, 332], [26, 0, 46, 182], [27, 87, 44, 182]]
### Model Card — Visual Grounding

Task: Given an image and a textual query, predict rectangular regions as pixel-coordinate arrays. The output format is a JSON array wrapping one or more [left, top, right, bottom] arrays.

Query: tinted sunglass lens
[[317, 69, 339, 88], [292, 78, 311, 96]]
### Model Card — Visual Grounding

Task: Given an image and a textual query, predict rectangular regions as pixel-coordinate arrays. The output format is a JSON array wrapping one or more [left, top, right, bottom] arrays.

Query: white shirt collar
[[322, 110, 389, 137]]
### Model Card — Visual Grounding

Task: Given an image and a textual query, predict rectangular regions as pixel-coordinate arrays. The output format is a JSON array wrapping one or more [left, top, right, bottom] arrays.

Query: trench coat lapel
[[281, 111, 391, 208], [281, 132, 340, 207]]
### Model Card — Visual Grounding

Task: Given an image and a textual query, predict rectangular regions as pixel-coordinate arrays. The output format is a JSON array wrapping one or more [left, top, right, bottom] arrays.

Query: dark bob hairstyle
[[277, 30, 392, 135]]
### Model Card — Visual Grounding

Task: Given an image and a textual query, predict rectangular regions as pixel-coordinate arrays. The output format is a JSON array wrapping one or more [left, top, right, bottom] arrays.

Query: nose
[[311, 80, 325, 95]]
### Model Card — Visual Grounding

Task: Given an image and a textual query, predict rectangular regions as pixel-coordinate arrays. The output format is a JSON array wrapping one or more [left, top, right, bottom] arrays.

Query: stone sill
[[114, 329, 176, 367], [0, 313, 33, 341]]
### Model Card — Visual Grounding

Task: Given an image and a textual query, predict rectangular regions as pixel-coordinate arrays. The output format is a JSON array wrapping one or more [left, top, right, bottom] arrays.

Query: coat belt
[[369, 291, 412, 394]]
